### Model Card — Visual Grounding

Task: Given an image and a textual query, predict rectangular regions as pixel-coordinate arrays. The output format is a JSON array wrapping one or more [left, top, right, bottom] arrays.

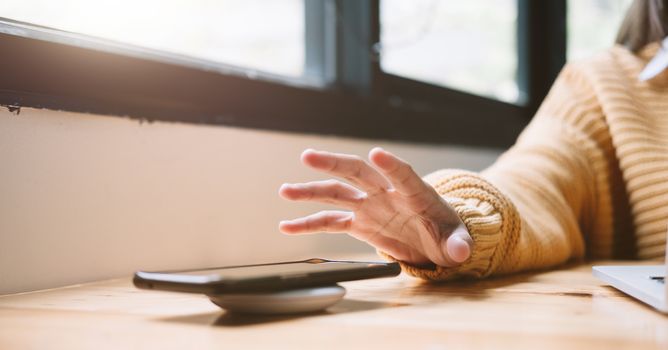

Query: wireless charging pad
[[208, 284, 346, 315]]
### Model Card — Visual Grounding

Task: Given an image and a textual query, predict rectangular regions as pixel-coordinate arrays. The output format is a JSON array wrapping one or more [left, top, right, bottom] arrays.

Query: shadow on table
[[159, 298, 407, 327], [400, 261, 589, 302]]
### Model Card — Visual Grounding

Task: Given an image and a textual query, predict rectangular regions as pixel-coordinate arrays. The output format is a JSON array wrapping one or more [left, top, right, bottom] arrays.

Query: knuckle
[[353, 197, 366, 209], [352, 165, 363, 178], [350, 155, 363, 162], [350, 193, 365, 205], [398, 177, 412, 187], [402, 163, 414, 174], [351, 159, 366, 176], [386, 161, 404, 175], [349, 156, 364, 168], [328, 158, 340, 172]]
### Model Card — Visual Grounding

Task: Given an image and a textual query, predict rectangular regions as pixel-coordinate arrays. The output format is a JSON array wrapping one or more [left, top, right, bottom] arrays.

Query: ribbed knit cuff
[[378, 170, 518, 280]]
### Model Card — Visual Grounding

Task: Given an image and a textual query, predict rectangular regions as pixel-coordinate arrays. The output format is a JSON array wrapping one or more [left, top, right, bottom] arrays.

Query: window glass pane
[[567, 0, 633, 61], [0, 0, 304, 77], [380, 0, 518, 103]]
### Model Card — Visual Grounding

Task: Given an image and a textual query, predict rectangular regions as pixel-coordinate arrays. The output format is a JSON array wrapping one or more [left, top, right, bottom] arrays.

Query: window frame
[[0, 0, 566, 148]]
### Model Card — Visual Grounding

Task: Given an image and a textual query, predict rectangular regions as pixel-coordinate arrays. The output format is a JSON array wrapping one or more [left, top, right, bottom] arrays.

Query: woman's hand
[[278, 148, 473, 267]]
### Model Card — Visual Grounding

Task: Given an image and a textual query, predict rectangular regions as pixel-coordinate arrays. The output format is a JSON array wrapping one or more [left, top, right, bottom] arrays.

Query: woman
[[279, 0, 668, 280]]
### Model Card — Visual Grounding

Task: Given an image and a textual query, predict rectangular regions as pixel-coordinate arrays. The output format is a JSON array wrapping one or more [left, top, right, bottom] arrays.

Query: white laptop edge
[[592, 236, 668, 313], [592, 265, 667, 313]]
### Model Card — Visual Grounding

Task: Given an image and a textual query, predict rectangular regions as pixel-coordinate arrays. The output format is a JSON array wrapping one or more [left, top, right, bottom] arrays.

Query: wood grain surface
[[0, 261, 666, 349]]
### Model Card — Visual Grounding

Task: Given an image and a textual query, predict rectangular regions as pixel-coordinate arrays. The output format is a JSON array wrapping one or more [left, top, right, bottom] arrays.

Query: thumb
[[444, 226, 473, 264]]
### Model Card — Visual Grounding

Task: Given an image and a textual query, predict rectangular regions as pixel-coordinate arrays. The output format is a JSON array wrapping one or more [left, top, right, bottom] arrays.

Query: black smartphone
[[133, 258, 401, 294]]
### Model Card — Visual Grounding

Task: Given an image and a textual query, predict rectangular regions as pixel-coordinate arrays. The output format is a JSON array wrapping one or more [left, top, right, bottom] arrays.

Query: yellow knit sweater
[[392, 43, 668, 280]]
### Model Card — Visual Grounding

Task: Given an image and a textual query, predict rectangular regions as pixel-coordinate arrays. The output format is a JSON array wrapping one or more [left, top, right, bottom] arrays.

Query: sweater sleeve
[[382, 63, 617, 280]]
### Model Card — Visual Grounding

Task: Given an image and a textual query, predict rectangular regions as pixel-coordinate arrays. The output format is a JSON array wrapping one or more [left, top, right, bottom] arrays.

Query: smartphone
[[133, 258, 401, 294]]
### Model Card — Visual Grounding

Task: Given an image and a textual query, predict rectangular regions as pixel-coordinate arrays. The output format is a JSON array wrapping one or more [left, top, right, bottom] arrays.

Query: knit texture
[[386, 43, 668, 280]]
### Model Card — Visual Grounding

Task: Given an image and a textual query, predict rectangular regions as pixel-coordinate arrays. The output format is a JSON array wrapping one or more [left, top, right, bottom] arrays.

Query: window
[[0, 1, 592, 148], [380, 0, 519, 103], [0, 0, 305, 77], [567, 0, 633, 61]]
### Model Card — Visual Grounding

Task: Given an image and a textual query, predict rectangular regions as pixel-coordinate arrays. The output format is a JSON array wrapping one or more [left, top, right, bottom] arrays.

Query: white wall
[[0, 107, 501, 294]]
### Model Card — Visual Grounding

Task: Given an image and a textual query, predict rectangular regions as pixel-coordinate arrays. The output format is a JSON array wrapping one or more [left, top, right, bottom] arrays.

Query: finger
[[279, 210, 353, 234], [301, 149, 390, 193], [443, 225, 473, 264], [278, 180, 365, 210], [368, 147, 429, 196]]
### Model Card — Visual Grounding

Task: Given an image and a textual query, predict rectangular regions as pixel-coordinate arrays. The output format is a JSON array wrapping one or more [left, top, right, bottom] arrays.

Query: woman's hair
[[616, 0, 668, 52]]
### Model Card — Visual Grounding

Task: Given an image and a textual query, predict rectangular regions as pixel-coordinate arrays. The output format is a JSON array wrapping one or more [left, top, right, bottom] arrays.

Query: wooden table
[[0, 261, 666, 349]]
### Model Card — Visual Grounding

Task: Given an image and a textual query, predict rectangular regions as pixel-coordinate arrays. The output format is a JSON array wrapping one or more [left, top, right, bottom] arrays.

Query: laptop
[[592, 239, 667, 313]]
